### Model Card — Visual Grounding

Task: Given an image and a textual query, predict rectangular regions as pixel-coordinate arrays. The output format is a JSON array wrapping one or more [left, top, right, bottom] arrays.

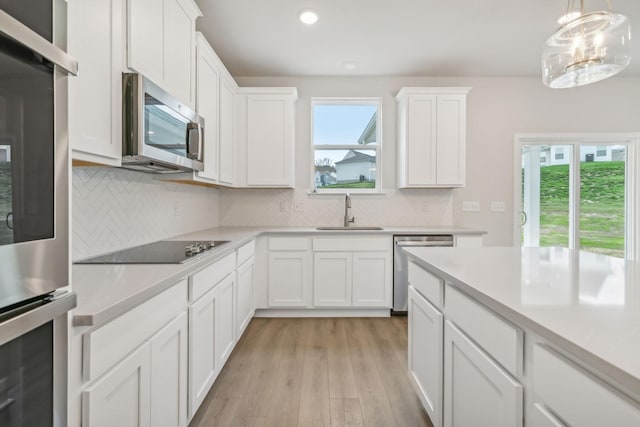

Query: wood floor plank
[[298, 318, 331, 426], [189, 397, 241, 427], [264, 319, 305, 427], [326, 318, 358, 398], [330, 398, 365, 427], [344, 318, 398, 427]]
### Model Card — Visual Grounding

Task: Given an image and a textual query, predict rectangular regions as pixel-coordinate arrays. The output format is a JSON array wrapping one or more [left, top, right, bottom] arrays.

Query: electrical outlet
[[173, 200, 181, 217], [294, 201, 304, 212], [421, 201, 429, 212], [490, 201, 506, 212], [462, 201, 480, 212], [280, 201, 291, 213]]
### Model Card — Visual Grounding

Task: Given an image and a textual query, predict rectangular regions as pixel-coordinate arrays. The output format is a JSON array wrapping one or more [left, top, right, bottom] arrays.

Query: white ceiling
[[194, 0, 640, 79]]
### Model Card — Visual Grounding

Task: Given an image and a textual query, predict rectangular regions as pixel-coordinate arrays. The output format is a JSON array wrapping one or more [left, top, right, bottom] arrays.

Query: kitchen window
[[516, 134, 639, 260], [311, 98, 381, 193]]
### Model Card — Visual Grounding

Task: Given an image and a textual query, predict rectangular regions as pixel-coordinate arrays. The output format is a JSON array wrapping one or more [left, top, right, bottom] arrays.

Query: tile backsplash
[[218, 188, 454, 227], [72, 167, 219, 260]]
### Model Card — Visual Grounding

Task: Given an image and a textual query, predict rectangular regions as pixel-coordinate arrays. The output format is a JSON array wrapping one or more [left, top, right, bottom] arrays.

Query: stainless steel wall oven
[[0, 0, 77, 425]]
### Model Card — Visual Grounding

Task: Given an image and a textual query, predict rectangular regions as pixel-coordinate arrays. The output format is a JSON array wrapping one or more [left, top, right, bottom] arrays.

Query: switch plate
[[490, 201, 506, 212], [280, 201, 291, 213], [173, 201, 181, 217], [421, 202, 429, 212], [462, 201, 480, 212], [294, 202, 304, 212]]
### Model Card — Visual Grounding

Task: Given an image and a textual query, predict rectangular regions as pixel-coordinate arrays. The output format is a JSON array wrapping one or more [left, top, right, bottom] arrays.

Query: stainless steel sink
[[316, 226, 384, 231]]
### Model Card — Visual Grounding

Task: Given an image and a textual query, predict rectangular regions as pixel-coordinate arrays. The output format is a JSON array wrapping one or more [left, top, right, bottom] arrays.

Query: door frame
[[513, 133, 640, 260]]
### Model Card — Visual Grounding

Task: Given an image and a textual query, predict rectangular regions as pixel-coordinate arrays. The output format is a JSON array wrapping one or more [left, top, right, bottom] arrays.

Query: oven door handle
[[396, 240, 453, 247], [0, 292, 76, 346], [0, 10, 78, 75]]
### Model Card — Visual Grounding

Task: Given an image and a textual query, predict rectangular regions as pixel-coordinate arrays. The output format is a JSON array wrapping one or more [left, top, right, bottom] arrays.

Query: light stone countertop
[[403, 245, 640, 397], [72, 225, 485, 327]]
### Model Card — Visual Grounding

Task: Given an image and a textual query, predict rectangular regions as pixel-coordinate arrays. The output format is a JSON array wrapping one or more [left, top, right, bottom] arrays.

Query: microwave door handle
[[186, 122, 202, 160]]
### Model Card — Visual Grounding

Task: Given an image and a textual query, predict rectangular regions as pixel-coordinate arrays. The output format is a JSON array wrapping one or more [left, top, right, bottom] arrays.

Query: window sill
[[307, 189, 387, 198]]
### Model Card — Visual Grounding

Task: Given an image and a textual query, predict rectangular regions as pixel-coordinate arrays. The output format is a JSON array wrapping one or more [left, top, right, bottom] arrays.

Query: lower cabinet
[[216, 274, 236, 367], [313, 252, 352, 306], [443, 320, 523, 427], [236, 255, 255, 337], [408, 286, 443, 427], [267, 238, 311, 307], [82, 312, 188, 427]]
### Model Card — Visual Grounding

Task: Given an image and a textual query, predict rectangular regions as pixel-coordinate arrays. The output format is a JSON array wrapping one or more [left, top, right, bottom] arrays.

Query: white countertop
[[403, 246, 640, 396], [72, 225, 484, 327]]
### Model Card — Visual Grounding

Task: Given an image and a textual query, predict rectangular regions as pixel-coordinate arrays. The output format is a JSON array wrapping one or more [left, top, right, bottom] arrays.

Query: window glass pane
[[579, 145, 625, 258], [314, 149, 376, 190], [313, 104, 377, 146], [521, 145, 571, 248]]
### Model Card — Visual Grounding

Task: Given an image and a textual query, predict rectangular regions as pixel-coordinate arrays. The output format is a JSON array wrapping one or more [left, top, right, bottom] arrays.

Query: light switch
[[490, 201, 506, 212], [294, 202, 304, 212], [462, 201, 480, 212]]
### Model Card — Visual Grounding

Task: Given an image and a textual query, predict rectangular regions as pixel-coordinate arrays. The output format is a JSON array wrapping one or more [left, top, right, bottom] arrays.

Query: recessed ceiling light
[[298, 9, 319, 25]]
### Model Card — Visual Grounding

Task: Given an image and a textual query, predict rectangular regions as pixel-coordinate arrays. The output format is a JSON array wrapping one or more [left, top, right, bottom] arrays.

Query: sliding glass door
[[518, 136, 632, 259]]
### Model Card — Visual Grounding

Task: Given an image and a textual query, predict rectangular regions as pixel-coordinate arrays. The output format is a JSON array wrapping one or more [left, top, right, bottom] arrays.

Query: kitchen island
[[403, 245, 640, 427]]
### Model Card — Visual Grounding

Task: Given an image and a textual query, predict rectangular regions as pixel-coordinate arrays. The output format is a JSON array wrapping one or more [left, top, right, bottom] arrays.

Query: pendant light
[[542, 0, 631, 88]]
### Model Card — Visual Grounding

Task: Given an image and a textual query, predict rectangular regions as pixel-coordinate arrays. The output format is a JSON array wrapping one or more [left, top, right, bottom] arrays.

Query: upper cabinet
[[127, 0, 201, 109], [68, 0, 125, 166], [396, 87, 470, 188], [235, 88, 298, 188]]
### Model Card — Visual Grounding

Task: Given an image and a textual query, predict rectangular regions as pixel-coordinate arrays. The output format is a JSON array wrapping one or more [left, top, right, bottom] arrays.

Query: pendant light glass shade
[[542, 11, 631, 88]]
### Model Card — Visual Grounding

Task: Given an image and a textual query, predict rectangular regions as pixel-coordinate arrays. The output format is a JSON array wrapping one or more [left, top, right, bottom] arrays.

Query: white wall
[[223, 76, 640, 245], [72, 167, 220, 260]]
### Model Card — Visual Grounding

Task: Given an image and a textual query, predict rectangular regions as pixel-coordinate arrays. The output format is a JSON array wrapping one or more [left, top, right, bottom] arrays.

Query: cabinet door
[[246, 95, 294, 187], [150, 312, 188, 427], [444, 320, 523, 427], [236, 258, 254, 338], [82, 342, 151, 427], [216, 274, 235, 367], [268, 251, 310, 307], [196, 35, 220, 181], [127, 0, 163, 84], [408, 287, 443, 427], [188, 286, 218, 417], [313, 252, 352, 307], [352, 251, 392, 307], [218, 76, 235, 186], [163, 0, 195, 106], [68, 0, 123, 166], [435, 95, 466, 186], [405, 95, 437, 186]]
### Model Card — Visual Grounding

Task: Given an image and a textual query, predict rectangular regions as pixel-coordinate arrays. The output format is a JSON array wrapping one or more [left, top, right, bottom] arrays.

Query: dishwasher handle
[[395, 240, 453, 247]]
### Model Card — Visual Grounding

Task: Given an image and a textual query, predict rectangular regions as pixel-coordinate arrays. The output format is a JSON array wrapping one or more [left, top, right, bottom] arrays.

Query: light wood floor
[[189, 317, 434, 427]]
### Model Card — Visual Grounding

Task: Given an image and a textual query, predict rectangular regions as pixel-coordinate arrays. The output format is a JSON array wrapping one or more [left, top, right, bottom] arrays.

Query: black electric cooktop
[[74, 240, 230, 264]]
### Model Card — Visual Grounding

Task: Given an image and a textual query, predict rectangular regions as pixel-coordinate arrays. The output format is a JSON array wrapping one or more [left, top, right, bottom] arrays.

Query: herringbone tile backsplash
[[72, 167, 219, 261]]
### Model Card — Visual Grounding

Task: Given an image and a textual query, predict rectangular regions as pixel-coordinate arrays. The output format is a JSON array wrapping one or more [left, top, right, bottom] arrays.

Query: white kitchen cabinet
[[236, 88, 298, 188], [267, 237, 311, 307], [533, 344, 640, 427], [68, 0, 124, 166], [408, 286, 443, 427], [313, 252, 352, 307], [312, 237, 392, 308], [82, 342, 151, 427], [397, 87, 470, 188], [444, 320, 523, 427], [215, 274, 236, 367], [236, 255, 254, 338], [128, 0, 201, 107], [150, 312, 188, 427], [195, 33, 220, 182], [188, 283, 219, 417], [218, 75, 236, 186], [352, 251, 392, 307]]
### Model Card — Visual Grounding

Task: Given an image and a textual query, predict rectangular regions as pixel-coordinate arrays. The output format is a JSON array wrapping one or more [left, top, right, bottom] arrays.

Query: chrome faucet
[[344, 193, 355, 227]]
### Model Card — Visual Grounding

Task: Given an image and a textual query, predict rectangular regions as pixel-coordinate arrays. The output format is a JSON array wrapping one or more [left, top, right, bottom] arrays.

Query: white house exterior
[[334, 150, 376, 183], [540, 145, 625, 166]]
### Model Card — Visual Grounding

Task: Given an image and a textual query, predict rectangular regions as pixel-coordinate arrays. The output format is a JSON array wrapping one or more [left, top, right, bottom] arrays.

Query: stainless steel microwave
[[121, 73, 205, 173]]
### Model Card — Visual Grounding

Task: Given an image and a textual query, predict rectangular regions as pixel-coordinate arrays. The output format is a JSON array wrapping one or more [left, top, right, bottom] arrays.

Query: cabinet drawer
[[445, 286, 523, 377], [533, 344, 640, 426], [408, 261, 443, 308], [312, 236, 389, 252], [190, 252, 235, 302], [269, 237, 309, 251], [83, 280, 188, 382], [237, 240, 255, 266]]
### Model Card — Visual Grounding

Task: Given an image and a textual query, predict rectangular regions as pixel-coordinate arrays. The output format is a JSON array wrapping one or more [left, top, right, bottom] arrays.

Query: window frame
[[514, 133, 640, 260], [310, 97, 382, 194]]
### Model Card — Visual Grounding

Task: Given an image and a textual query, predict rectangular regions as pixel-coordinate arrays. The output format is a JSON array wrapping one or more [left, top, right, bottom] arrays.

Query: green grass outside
[[0, 162, 12, 244], [320, 181, 375, 189], [536, 161, 625, 258]]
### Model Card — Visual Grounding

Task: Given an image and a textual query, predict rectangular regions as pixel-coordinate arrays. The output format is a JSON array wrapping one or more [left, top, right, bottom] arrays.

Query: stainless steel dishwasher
[[393, 235, 454, 315]]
